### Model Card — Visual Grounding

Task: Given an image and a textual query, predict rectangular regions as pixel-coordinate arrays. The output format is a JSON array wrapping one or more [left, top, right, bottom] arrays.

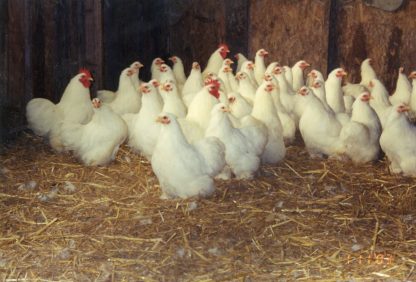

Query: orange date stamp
[[347, 253, 395, 265]]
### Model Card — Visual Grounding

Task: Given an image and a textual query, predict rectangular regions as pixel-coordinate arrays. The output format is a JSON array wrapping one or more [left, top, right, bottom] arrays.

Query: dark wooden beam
[[225, 0, 249, 58], [0, 0, 8, 145], [84, 0, 103, 94], [42, 0, 57, 102], [327, 0, 339, 73], [7, 0, 25, 106]]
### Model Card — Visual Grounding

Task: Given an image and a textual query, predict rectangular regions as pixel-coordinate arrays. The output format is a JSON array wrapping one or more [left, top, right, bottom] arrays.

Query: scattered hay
[[0, 132, 415, 281]]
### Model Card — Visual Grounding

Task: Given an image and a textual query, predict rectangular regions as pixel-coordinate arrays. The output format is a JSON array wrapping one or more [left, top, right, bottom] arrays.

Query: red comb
[[218, 43, 229, 51], [204, 78, 220, 89], [79, 68, 92, 78], [218, 43, 230, 50]]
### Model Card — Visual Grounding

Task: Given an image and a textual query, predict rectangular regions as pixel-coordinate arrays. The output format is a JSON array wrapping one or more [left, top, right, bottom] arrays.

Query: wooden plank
[[167, 0, 226, 75], [0, 0, 8, 144], [249, 0, 331, 75], [335, 0, 416, 92], [225, 0, 249, 58], [7, 0, 25, 106], [103, 0, 168, 87], [42, 0, 57, 102], [327, 0, 339, 72], [84, 0, 103, 93], [53, 0, 81, 101], [31, 0, 45, 100]]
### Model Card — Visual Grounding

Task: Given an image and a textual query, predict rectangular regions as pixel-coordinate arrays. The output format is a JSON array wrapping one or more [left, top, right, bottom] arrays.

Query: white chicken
[[380, 104, 416, 177], [265, 62, 279, 75], [105, 67, 141, 115], [130, 61, 144, 90], [151, 57, 165, 81], [235, 53, 248, 72], [241, 61, 258, 87], [206, 103, 266, 180], [218, 64, 234, 94], [182, 62, 204, 108], [97, 61, 143, 103], [228, 92, 252, 119], [151, 113, 226, 199], [368, 78, 393, 128], [298, 86, 343, 158], [311, 79, 329, 109], [344, 96, 355, 115], [342, 58, 377, 98], [124, 82, 163, 160], [26, 69, 94, 151], [236, 72, 257, 105], [312, 79, 350, 126], [339, 92, 381, 163], [389, 67, 412, 106], [179, 80, 221, 143], [202, 43, 230, 77], [158, 63, 177, 86], [409, 71, 416, 119], [251, 81, 286, 164], [264, 73, 296, 144], [306, 69, 325, 87], [221, 58, 239, 92], [169, 56, 187, 86], [325, 68, 348, 113], [272, 66, 297, 117], [61, 98, 127, 166], [283, 66, 293, 87], [159, 81, 187, 118], [254, 48, 269, 85], [291, 60, 310, 91]]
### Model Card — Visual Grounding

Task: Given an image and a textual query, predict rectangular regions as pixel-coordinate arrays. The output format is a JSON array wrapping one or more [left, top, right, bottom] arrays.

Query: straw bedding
[[0, 132, 415, 281]]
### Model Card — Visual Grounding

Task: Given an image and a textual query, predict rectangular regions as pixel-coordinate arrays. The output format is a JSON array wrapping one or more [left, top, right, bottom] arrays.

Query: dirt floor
[[0, 132, 415, 281]]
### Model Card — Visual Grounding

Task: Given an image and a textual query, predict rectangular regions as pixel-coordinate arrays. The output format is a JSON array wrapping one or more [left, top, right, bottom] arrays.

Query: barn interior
[[1, 0, 416, 281]]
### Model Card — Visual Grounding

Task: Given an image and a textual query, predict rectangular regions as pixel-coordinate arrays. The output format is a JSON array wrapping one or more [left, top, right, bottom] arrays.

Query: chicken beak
[[155, 116, 163, 123], [89, 77, 94, 81], [263, 51, 269, 56], [138, 63, 144, 68], [222, 108, 231, 113], [342, 70, 348, 77]]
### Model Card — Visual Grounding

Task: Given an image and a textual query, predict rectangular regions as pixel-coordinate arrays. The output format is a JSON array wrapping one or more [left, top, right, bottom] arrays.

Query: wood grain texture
[[7, 0, 25, 106], [84, 0, 103, 93], [249, 0, 331, 75], [335, 0, 416, 92], [0, 0, 8, 144], [103, 0, 167, 88], [167, 0, 226, 75], [225, 0, 249, 58]]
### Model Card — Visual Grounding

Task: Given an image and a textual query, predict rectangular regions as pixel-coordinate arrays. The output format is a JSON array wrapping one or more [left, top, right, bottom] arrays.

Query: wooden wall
[[334, 0, 416, 91], [166, 0, 250, 75], [1, 0, 416, 144], [249, 0, 331, 75], [103, 0, 167, 89], [1, 0, 103, 144]]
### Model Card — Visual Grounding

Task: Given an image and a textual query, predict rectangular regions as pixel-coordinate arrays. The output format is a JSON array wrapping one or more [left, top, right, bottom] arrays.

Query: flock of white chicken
[[26, 44, 416, 199]]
